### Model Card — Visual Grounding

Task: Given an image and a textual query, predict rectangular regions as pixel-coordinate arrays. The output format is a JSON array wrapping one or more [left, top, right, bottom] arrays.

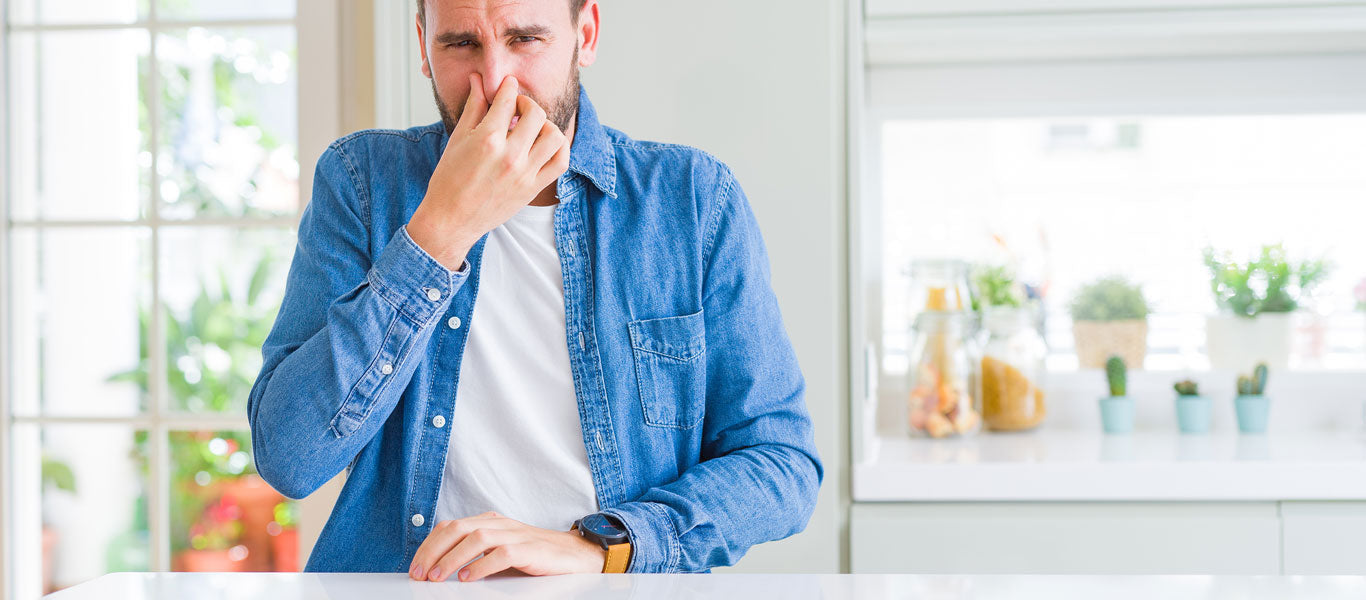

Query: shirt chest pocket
[[627, 310, 707, 429]]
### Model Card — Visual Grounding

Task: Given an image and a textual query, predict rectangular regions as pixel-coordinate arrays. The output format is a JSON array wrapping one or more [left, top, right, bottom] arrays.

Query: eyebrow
[[434, 24, 552, 45]]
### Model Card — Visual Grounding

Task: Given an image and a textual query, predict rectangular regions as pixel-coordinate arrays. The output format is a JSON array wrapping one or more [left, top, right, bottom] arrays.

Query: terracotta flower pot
[[270, 528, 300, 572], [177, 548, 247, 572], [220, 474, 285, 572], [42, 526, 59, 594]]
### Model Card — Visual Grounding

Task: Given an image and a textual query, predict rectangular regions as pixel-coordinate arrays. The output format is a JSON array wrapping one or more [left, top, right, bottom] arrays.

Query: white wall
[[372, 0, 850, 573]]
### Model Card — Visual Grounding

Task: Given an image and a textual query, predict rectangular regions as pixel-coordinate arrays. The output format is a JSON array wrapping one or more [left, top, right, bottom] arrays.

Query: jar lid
[[913, 310, 973, 331]]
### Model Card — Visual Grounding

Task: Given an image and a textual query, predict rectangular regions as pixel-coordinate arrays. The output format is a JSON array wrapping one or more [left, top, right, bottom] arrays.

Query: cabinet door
[[851, 502, 1280, 574], [1281, 502, 1366, 575]]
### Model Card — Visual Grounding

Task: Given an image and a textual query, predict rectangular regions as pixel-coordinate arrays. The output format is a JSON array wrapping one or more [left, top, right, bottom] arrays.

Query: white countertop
[[854, 430, 1366, 501], [43, 572, 1366, 599]]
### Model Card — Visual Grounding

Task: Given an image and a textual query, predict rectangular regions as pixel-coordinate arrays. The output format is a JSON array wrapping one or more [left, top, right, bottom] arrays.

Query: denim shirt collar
[[564, 86, 618, 199]]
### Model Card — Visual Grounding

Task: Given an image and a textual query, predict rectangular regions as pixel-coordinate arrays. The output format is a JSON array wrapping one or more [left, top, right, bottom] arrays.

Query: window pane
[[7, 30, 150, 221], [8, 228, 151, 416], [10, 424, 150, 596], [156, 27, 299, 220], [8, 0, 146, 25], [169, 430, 299, 572], [879, 114, 1366, 372], [159, 227, 295, 414], [155, 0, 295, 21]]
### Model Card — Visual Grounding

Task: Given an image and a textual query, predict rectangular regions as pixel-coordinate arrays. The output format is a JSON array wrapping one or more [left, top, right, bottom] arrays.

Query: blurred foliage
[[1204, 244, 1330, 317], [1069, 276, 1150, 322], [108, 253, 283, 554], [972, 264, 1027, 310]]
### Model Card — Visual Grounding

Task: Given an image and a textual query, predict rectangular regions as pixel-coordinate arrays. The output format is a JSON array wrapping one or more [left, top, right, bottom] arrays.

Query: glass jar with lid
[[907, 259, 973, 315], [907, 311, 982, 438], [979, 307, 1048, 431]]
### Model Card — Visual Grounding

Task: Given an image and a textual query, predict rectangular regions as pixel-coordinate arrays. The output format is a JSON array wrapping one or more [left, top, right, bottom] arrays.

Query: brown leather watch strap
[[603, 542, 631, 573], [571, 522, 632, 573]]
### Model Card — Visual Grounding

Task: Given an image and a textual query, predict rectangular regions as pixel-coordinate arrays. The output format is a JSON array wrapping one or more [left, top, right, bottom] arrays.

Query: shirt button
[[432, 415, 446, 428], [425, 288, 441, 302], [411, 513, 425, 527], [447, 316, 461, 329], [380, 364, 394, 375]]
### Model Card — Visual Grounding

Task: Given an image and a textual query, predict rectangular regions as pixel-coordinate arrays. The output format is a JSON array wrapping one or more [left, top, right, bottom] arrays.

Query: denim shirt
[[247, 88, 822, 573]]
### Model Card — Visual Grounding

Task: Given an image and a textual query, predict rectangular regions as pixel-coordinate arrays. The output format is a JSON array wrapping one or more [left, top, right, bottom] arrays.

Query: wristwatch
[[572, 513, 632, 573]]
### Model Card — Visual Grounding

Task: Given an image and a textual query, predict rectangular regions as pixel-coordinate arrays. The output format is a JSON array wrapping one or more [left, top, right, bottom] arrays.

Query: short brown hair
[[416, 0, 588, 28]]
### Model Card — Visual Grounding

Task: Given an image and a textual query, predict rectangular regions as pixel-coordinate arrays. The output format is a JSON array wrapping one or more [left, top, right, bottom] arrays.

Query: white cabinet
[[851, 502, 1281, 574], [853, 501, 1366, 575], [1281, 502, 1366, 575]]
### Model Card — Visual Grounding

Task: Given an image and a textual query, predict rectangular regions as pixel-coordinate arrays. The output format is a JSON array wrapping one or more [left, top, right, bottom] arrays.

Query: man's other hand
[[407, 511, 606, 582]]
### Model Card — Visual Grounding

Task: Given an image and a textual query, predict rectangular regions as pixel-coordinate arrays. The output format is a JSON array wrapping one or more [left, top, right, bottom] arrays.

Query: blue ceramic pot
[[1235, 394, 1270, 433], [1175, 395, 1212, 434], [1099, 396, 1135, 434]]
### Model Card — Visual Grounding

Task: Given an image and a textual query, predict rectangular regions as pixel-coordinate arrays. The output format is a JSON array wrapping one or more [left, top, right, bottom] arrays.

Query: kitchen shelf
[[854, 430, 1366, 502]]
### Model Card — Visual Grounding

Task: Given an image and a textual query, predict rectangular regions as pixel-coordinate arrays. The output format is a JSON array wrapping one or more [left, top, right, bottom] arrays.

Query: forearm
[[603, 439, 822, 573], [248, 226, 468, 498]]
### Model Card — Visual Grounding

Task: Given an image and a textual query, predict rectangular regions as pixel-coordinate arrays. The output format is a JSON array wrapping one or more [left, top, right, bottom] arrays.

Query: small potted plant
[[1173, 379, 1211, 434], [1234, 363, 1270, 434], [1204, 245, 1329, 370], [1070, 277, 1150, 369], [1099, 355, 1134, 434]]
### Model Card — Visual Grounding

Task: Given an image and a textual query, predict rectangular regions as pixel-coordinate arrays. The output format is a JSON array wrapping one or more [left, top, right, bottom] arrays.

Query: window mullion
[[2, 1, 18, 594], [8, 216, 303, 229], [9, 18, 296, 33], [145, 2, 172, 571]]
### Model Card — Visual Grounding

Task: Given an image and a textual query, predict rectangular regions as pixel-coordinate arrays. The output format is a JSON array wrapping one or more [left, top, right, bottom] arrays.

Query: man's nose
[[480, 52, 513, 100]]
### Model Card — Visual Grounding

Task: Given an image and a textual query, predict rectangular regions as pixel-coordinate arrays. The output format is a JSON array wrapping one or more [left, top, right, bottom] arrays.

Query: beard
[[432, 48, 581, 136]]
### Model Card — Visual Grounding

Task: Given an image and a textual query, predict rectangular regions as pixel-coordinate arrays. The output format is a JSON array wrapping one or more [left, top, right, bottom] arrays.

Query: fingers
[[428, 529, 516, 582], [535, 132, 572, 185], [527, 120, 565, 168], [409, 516, 515, 580], [477, 75, 520, 135], [459, 544, 532, 582], [505, 95, 548, 154], [455, 73, 488, 133]]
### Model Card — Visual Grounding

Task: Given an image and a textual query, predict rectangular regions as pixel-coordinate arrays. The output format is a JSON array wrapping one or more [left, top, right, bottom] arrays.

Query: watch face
[[581, 513, 628, 541]]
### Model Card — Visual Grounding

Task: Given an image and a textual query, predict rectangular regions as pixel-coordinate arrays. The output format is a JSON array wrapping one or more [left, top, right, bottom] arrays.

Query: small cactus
[[1105, 355, 1127, 397], [1236, 362, 1269, 395], [1173, 379, 1199, 396]]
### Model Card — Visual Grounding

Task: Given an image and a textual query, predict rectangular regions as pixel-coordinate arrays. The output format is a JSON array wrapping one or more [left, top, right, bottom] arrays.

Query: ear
[[417, 10, 433, 79], [575, 0, 600, 68]]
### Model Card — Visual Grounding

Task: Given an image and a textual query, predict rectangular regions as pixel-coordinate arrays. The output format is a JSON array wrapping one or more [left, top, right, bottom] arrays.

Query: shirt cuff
[[366, 225, 470, 326], [603, 502, 679, 573]]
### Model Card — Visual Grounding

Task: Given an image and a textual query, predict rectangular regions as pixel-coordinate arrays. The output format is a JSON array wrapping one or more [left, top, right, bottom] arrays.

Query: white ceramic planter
[[1205, 313, 1292, 370]]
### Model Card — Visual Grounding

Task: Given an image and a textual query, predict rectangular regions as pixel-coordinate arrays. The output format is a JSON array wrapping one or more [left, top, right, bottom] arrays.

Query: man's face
[[418, 0, 586, 134]]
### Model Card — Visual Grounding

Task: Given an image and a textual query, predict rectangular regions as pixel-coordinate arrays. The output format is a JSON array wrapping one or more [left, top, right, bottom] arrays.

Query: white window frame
[[849, 0, 1366, 460], [1, 2, 340, 596]]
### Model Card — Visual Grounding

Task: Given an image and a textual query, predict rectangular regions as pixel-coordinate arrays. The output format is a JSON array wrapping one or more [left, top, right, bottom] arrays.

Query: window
[[850, 0, 1366, 449], [878, 113, 1366, 372], [2, 1, 338, 596], [857, 1, 1366, 380]]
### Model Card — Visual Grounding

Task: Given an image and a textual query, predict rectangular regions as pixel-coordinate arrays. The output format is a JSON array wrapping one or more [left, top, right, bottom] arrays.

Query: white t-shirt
[[433, 202, 599, 531]]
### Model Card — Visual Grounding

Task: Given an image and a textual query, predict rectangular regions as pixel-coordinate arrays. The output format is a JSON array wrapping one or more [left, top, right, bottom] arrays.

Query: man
[[247, 0, 821, 581]]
